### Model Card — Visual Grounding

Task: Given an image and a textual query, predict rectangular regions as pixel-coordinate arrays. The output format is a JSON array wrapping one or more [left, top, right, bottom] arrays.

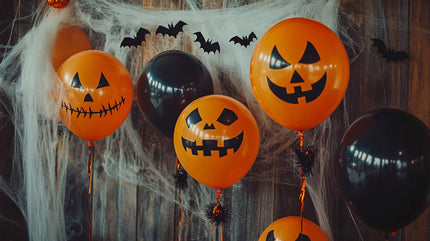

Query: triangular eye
[[270, 46, 291, 69], [71, 73, 83, 89], [266, 230, 275, 241], [217, 108, 238, 126], [96, 73, 110, 89], [298, 41, 320, 64], [186, 108, 202, 128]]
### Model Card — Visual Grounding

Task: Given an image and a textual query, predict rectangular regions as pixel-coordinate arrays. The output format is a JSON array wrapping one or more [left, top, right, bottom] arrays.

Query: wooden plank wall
[[0, 0, 429, 240]]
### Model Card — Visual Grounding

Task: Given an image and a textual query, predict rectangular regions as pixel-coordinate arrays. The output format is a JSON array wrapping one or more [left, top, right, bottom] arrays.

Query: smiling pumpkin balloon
[[173, 95, 260, 189], [250, 18, 349, 131], [57, 50, 133, 141]]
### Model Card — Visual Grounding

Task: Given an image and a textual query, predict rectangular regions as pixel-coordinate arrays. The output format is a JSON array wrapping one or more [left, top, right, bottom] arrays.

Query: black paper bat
[[120, 27, 151, 48], [229, 32, 257, 47], [156, 20, 187, 38], [371, 38, 408, 62], [194, 32, 220, 54]]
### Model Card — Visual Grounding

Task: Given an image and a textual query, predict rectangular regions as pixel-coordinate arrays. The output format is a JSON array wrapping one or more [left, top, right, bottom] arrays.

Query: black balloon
[[337, 108, 430, 232], [136, 50, 214, 138]]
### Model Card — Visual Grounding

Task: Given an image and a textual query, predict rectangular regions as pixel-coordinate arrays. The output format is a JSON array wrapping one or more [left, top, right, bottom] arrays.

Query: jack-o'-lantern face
[[181, 107, 243, 157], [173, 95, 260, 189], [250, 18, 349, 131], [57, 50, 133, 141], [268, 42, 326, 104]]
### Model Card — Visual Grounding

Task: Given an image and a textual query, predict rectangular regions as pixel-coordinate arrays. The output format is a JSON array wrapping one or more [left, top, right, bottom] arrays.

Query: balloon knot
[[173, 167, 188, 189], [206, 202, 228, 225]]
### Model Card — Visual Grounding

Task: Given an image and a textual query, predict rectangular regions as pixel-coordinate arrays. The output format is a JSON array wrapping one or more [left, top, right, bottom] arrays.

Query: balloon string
[[299, 170, 306, 235], [210, 189, 223, 241], [175, 157, 182, 241], [88, 140, 94, 241], [88, 141, 94, 195], [220, 222, 223, 241], [297, 131, 305, 236]]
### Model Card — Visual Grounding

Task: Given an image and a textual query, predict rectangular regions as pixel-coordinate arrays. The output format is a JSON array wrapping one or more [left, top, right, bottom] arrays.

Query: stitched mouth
[[61, 96, 126, 119], [181, 131, 243, 157], [267, 72, 327, 104]]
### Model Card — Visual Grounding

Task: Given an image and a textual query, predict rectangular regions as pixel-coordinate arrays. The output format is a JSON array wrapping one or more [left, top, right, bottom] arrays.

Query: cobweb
[[0, 0, 362, 240]]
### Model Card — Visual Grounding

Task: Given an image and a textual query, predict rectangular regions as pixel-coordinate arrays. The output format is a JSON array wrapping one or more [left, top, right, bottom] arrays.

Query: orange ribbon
[[88, 141, 94, 241], [175, 157, 182, 241], [299, 171, 306, 234], [88, 141, 94, 194], [297, 131, 305, 235]]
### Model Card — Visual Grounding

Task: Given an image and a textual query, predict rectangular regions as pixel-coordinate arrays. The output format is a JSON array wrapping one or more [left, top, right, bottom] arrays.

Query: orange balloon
[[57, 50, 133, 141], [173, 95, 260, 189], [51, 25, 92, 71], [258, 216, 328, 241], [250, 18, 349, 131]]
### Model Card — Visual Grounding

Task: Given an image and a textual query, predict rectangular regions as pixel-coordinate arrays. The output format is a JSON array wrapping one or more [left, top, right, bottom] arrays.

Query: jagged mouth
[[267, 72, 327, 104], [61, 96, 126, 119], [181, 132, 243, 157]]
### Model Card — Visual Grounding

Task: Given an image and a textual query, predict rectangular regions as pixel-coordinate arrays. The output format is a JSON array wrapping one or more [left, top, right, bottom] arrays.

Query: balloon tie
[[88, 140, 94, 241], [210, 189, 223, 241], [298, 130, 304, 152]]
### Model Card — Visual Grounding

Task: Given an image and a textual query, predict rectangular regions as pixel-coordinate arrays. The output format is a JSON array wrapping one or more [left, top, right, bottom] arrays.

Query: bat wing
[[120, 37, 137, 48], [249, 32, 257, 42], [136, 27, 151, 42], [121, 28, 150, 48], [172, 20, 187, 36], [194, 32, 206, 46], [229, 36, 244, 45], [371, 38, 388, 54], [209, 42, 220, 54], [392, 51, 408, 61], [156, 26, 170, 36]]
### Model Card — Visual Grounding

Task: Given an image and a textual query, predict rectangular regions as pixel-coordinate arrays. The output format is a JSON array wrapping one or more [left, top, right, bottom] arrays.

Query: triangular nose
[[203, 123, 215, 130], [84, 93, 94, 102], [290, 70, 305, 83]]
